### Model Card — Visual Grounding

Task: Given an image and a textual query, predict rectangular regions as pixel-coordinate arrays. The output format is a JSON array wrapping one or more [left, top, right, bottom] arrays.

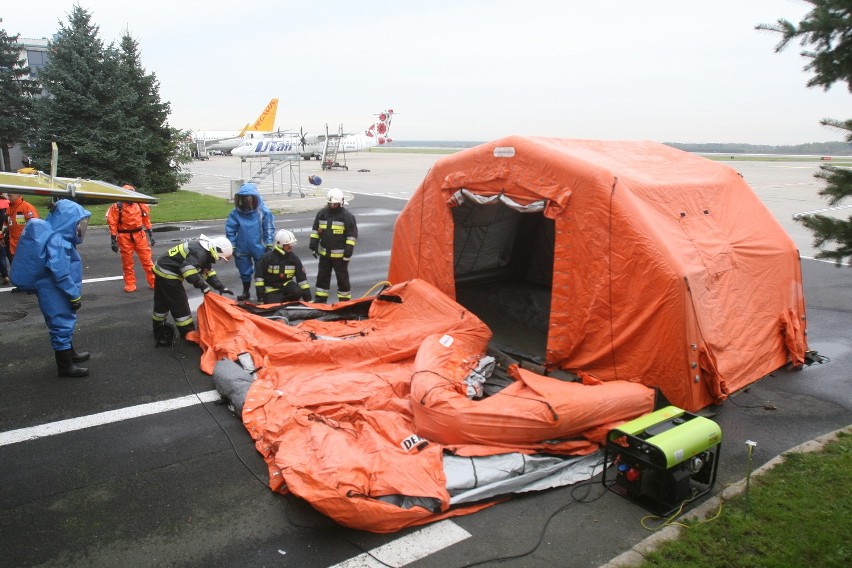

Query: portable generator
[[602, 406, 722, 516]]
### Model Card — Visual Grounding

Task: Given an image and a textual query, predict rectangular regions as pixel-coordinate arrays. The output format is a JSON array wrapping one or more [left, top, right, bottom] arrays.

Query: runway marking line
[[0, 390, 221, 447], [1, 390, 473, 567], [329, 520, 471, 567]]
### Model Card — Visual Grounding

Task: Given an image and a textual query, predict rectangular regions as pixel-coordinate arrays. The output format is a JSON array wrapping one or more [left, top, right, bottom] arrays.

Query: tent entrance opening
[[452, 198, 554, 361]]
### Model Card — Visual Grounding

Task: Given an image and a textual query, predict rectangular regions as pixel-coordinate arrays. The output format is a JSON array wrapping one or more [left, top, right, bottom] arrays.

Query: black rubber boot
[[55, 349, 89, 377], [237, 281, 251, 301], [71, 343, 90, 363], [153, 322, 175, 347]]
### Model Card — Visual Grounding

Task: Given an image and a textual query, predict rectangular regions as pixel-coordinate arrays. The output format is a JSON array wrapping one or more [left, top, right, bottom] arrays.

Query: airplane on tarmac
[[192, 98, 279, 154], [231, 109, 394, 160]]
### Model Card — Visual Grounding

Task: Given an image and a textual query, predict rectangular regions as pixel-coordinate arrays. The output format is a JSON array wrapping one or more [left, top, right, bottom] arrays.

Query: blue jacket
[[225, 183, 274, 259]]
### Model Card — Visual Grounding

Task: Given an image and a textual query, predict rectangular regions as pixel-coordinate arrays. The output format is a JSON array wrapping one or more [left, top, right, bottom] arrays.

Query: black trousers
[[152, 275, 194, 336], [265, 280, 305, 303], [314, 256, 350, 299]]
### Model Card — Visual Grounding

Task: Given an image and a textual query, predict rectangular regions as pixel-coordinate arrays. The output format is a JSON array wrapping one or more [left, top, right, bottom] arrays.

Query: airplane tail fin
[[247, 98, 279, 132], [365, 109, 394, 145]]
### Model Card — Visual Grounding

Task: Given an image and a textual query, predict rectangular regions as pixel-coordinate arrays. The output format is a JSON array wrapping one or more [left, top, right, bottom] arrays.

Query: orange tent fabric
[[389, 137, 808, 411], [195, 280, 655, 532], [411, 332, 656, 451]]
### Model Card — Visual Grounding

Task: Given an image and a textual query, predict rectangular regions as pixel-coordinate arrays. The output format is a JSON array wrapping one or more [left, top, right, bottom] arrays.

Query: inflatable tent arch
[[388, 136, 808, 412]]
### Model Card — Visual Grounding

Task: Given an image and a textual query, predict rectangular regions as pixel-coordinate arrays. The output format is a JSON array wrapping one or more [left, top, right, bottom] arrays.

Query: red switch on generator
[[626, 468, 640, 482]]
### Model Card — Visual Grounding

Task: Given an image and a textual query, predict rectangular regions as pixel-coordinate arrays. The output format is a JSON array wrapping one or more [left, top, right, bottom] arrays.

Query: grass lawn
[[26, 190, 233, 227], [638, 430, 850, 568]]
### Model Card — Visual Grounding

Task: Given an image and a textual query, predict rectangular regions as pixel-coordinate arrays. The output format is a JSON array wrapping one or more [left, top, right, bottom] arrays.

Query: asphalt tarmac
[[0, 151, 850, 568]]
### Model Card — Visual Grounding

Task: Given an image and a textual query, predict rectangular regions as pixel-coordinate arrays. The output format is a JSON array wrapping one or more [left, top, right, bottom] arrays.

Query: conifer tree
[[117, 32, 189, 192], [0, 27, 41, 172], [758, 0, 852, 265], [29, 6, 188, 193], [29, 5, 142, 182]]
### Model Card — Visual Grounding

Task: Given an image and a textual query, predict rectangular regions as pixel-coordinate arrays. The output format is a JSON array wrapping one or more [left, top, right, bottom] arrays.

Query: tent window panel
[[452, 199, 554, 287], [453, 199, 522, 279]]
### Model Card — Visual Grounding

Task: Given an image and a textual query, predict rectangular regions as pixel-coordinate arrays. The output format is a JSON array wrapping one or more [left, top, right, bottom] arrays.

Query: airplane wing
[[0, 171, 158, 204], [0, 142, 158, 204]]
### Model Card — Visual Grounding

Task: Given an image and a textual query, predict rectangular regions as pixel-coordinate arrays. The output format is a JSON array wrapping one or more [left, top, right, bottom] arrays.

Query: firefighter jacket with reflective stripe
[[107, 202, 152, 235], [254, 247, 311, 299], [309, 206, 357, 259], [153, 240, 225, 293]]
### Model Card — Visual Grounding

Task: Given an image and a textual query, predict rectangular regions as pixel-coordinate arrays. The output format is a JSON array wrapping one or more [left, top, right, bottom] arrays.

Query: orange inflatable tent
[[389, 136, 808, 411]]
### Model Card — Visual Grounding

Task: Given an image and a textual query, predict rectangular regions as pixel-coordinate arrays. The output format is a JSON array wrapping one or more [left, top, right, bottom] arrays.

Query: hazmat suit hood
[[234, 183, 264, 214], [48, 199, 92, 245]]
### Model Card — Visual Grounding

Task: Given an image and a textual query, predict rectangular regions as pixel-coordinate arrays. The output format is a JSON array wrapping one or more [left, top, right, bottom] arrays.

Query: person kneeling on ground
[[152, 234, 234, 342], [254, 229, 312, 304]]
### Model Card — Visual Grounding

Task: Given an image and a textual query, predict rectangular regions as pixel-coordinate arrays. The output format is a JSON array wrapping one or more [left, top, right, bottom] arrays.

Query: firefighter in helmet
[[152, 234, 234, 342], [106, 185, 156, 292], [254, 229, 312, 304], [225, 183, 275, 302], [309, 188, 358, 303]]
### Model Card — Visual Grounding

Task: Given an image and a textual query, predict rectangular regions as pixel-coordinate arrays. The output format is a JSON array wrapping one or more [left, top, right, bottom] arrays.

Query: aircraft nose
[[231, 146, 248, 157]]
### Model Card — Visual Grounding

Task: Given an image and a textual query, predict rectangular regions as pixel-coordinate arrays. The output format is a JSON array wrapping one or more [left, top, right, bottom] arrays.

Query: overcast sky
[[4, 1, 849, 145]]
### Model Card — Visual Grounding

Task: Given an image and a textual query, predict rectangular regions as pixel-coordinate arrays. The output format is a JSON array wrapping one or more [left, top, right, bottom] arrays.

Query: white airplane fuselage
[[232, 109, 393, 159], [232, 133, 380, 159], [205, 131, 270, 153]]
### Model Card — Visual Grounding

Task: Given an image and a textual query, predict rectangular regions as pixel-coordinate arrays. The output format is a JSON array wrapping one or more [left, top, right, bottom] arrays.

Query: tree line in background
[[666, 141, 852, 156], [0, 6, 189, 194]]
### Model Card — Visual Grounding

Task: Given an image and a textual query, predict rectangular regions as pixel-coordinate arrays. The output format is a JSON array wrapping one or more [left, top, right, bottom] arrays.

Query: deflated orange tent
[[389, 137, 808, 411], [195, 280, 655, 532]]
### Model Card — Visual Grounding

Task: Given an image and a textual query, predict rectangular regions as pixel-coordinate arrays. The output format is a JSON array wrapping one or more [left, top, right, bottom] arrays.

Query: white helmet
[[200, 234, 233, 262], [275, 229, 297, 247], [327, 188, 344, 205]]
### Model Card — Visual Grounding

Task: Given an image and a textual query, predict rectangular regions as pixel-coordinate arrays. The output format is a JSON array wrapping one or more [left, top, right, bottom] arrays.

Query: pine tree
[[29, 5, 145, 183], [117, 32, 189, 192], [0, 27, 41, 172], [758, 0, 852, 265]]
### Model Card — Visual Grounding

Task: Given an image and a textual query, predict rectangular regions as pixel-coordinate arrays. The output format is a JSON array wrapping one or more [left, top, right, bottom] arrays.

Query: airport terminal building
[[1, 37, 50, 171]]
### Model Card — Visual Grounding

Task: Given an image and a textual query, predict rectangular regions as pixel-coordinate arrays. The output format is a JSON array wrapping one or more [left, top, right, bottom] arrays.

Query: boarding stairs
[[249, 157, 284, 184], [321, 124, 348, 171]]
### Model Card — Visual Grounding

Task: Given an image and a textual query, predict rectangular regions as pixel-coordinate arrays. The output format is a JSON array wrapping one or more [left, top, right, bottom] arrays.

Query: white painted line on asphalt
[[329, 520, 471, 568], [83, 276, 124, 283], [0, 390, 221, 447], [1, 275, 123, 292], [800, 255, 851, 266]]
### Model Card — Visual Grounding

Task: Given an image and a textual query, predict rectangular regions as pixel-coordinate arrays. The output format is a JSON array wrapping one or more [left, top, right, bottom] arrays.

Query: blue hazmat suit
[[10, 200, 91, 350], [225, 183, 275, 283]]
